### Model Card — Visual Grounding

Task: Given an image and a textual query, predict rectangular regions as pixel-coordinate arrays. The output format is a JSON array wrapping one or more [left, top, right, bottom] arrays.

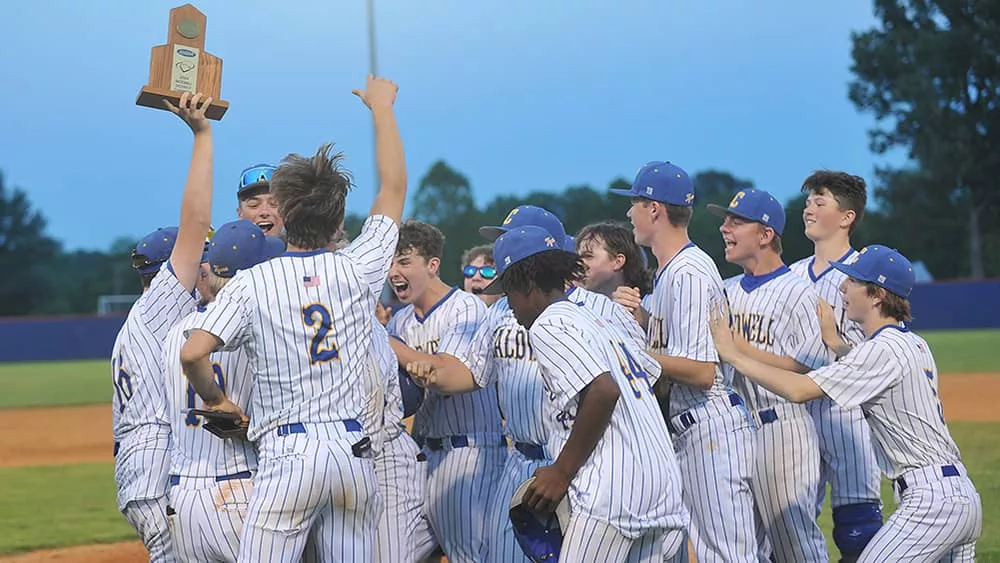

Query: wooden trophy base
[[136, 86, 230, 120]]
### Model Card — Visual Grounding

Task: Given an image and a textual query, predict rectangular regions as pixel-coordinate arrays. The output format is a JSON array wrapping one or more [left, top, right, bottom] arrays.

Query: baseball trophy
[[136, 4, 230, 120]]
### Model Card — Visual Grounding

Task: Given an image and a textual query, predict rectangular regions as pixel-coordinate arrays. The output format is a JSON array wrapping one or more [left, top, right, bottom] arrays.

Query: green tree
[[411, 161, 485, 285], [0, 173, 61, 316], [849, 0, 1000, 278]]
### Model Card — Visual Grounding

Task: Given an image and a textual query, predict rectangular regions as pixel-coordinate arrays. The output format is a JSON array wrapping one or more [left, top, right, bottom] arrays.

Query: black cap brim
[[479, 226, 507, 241], [706, 203, 756, 223], [237, 182, 270, 200], [481, 274, 506, 295]]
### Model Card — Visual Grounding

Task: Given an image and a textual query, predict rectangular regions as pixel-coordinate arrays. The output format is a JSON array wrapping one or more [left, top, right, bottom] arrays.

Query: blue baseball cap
[[509, 477, 571, 563], [207, 220, 286, 278], [480, 205, 572, 250], [131, 227, 178, 274], [830, 245, 915, 298], [237, 163, 276, 199], [564, 235, 576, 250], [609, 161, 696, 206], [707, 189, 786, 235], [482, 226, 565, 295]]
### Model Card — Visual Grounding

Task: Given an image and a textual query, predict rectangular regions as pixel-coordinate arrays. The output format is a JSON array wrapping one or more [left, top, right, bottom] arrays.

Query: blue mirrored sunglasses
[[463, 265, 497, 279], [239, 165, 276, 190]]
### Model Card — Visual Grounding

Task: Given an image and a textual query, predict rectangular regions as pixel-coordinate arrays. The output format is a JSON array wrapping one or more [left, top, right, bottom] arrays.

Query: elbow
[[179, 341, 203, 371], [596, 373, 621, 405], [694, 364, 716, 390]]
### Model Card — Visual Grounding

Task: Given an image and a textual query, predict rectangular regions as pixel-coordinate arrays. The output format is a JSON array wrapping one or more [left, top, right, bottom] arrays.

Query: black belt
[[894, 464, 959, 493], [514, 442, 546, 461], [169, 470, 252, 486], [417, 435, 507, 451], [667, 393, 743, 436]]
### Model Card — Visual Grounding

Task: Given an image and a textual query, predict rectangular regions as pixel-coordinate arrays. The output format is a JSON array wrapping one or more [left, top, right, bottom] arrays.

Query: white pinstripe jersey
[[724, 266, 830, 411], [112, 262, 198, 440], [790, 250, 867, 347], [646, 243, 733, 412], [566, 286, 646, 350], [366, 318, 405, 441], [163, 307, 257, 477], [388, 287, 500, 439], [530, 301, 688, 537], [467, 296, 560, 445], [193, 215, 399, 441], [808, 325, 963, 479]]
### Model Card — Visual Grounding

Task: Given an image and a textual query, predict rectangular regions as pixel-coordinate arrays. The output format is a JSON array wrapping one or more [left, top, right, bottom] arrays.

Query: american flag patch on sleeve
[[303, 275, 321, 288]]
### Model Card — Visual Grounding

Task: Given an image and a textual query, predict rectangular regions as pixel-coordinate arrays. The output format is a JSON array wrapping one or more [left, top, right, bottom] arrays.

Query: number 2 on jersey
[[614, 342, 654, 398], [303, 303, 340, 364], [185, 363, 226, 427]]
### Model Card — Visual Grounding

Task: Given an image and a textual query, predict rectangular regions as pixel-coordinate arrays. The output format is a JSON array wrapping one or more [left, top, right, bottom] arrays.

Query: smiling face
[[626, 198, 657, 246], [840, 277, 876, 323], [803, 187, 854, 242], [237, 190, 283, 236], [389, 248, 439, 305], [719, 215, 770, 265]]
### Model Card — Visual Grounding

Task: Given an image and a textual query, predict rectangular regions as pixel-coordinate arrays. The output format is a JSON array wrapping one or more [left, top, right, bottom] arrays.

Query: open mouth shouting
[[256, 221, 275, 234]]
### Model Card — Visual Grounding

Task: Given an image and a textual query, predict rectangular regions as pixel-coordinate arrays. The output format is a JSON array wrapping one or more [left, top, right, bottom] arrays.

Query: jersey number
[[303, 303, 340, 364], [112, 354, 133, 413], [924, 369, 946, 424], [185, 363, 226, 427], [615, 342, 654, 399]]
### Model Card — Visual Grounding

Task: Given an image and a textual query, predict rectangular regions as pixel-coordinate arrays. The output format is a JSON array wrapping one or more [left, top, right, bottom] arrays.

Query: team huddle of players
[[111, 76, 982, 563]]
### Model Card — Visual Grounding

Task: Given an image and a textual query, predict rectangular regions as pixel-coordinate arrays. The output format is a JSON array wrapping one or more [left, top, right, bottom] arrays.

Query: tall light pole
[[366, 0, 379, 184]]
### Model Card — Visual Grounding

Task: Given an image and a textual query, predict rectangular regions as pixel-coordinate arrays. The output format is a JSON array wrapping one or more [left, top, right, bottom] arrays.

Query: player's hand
[[375, 302, 392, 326], [164, 92, 212, 135], [203, 397, 249, 425], [524, 466, 571, 514], [708, 299, 738, 361], [406, 361, 438, 388], [352, 74, 398, 110], [612, 286, 641, 313], [817, 299, 851, 357]]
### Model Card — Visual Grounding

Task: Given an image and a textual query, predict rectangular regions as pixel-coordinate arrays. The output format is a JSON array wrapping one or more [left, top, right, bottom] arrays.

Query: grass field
[[0, 329, 996, 558]]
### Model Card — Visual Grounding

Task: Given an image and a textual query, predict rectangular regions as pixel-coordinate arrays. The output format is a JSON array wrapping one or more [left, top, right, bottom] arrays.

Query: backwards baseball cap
[[237, 164, 276, 199], [482, 226, 565, 295], [830, 245, 915, 298], [509, 477, 571, 563], [131, 226, 178, 274], [707, 189, 786, 235], [480, 205, 573, 251], [207, 220, 286, 278], [609, 161, 696, 206]]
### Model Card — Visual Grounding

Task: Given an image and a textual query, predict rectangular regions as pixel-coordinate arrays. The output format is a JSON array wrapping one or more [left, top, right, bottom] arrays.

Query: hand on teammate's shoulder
[[612, 286, 642, 312], [163, 91, 212, 135], [352, 74, 398, 110]]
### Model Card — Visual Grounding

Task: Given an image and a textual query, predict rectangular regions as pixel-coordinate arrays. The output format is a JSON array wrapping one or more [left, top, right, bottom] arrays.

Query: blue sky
[[1, 0, 900, 251]]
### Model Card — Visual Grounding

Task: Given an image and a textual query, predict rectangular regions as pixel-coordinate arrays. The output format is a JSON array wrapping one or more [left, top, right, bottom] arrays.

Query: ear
[[428, 256, 441, 275], [841, 209, 857, 229], [758, 225, 776, 246], [236, 205, 244, 218], [612, 253, 626, 271]]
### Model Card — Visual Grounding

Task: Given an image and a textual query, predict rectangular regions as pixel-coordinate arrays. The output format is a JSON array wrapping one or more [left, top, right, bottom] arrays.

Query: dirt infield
[[0, 372, 996, 561]]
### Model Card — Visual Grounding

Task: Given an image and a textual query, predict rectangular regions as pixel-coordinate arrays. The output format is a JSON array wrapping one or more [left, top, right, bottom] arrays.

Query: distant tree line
[[0, 0, 996, 316]]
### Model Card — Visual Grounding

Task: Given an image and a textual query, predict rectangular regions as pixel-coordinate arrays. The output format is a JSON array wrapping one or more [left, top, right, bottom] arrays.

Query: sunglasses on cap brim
[[463, 265, 497, 279], [240, 165, 276, 190]]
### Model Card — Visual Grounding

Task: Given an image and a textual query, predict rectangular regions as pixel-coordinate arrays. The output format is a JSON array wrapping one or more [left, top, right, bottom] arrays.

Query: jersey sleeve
[[140, 262, 198, 341], [436, 295, 487, 364], [807, 339, 901, 409], [340, 215, 400, 298], [465, 307, 499, 388], [530, 315, 612, 412], [609, 300, 647, 350], [191, 274, 254, 351], [665, 272, 720, 363], [789, 289, 832, 370]]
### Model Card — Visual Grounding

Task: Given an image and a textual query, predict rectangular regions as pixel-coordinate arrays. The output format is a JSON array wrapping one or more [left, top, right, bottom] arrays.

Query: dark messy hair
[[576, 221, 653, 295], [801, 170, 868, 234], [270, 143, 353, 249], [461, 244, 494, 267], [501, 249, 585, 294], [396, 220, 445, 259]]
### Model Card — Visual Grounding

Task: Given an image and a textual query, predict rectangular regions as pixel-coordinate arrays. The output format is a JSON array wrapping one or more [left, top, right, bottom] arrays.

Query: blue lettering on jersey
[[302, 303, 340, 364], [648, 316, 668, 349], [492, 326, 534, 361]]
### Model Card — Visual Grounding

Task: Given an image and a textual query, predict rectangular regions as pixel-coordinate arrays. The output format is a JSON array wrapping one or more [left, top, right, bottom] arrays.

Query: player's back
[[237, 249, 384, 439], [113, 263, 198, 441], [532, 301, 688, 535], [390, 288, 502, 439], [566, 285, 645, 349], [790, 251, 866, 346], [724, 267, 829, 410], [162, 308, 257, 477], [648, 243, 734, 411]]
